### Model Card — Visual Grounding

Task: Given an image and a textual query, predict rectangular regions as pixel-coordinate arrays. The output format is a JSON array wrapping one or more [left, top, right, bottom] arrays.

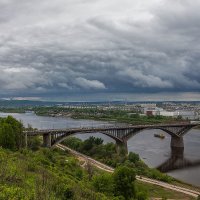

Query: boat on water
[[154, 133, 165, 139]]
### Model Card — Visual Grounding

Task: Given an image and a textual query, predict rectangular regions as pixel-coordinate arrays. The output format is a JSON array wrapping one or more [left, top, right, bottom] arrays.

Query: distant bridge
[[25, 122, 200, 172], [25, 123, 199, 152]]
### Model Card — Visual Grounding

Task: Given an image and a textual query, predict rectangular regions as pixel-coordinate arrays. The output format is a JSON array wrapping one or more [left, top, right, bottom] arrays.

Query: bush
[[63, 187, 74, 199], [128, 152, 139, 163], [92, 173, 114, 195], [27, 162, 38, 172], [0, 116, 24, 150], [28, 136, 41, 151], [137, 191, 148, 200], [113, 166, 136, 200]]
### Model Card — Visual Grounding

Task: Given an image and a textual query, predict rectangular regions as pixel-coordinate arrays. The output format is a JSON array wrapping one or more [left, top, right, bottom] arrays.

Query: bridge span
[[24, 123, 199, 156]]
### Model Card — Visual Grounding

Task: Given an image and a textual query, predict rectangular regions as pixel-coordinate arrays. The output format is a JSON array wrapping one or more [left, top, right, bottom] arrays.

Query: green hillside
[[0, 116, 198, 200]]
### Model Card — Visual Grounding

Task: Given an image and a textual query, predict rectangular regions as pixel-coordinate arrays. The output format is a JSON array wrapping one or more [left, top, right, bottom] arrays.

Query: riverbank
[[0, 106, 188, 125], [39, 111, 188, 125]]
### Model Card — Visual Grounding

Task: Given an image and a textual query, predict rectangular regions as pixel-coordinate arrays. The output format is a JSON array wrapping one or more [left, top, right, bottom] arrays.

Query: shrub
[[113, 166, 136, 200], [92, 173, 114, 195]]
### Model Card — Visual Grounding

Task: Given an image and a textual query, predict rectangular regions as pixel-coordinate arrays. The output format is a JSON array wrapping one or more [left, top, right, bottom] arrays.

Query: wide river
[[0, 112, 200, 186]]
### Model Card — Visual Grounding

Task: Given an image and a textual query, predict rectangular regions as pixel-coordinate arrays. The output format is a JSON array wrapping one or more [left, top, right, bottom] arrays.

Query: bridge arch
[[51, 126, 189, 156], [51, 130, 124, 147], [123, 127, 178, 141]]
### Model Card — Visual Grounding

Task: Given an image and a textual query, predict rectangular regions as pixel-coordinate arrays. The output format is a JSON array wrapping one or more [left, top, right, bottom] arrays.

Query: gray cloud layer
[[0, 0, 200, 99]]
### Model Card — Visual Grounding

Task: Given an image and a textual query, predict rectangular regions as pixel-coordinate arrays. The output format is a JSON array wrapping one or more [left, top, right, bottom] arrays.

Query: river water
[[0, 112, 199, 186]]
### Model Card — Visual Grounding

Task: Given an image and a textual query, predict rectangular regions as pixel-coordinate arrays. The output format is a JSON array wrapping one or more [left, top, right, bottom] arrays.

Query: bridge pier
[[157, 137, 199, 172], [170, 136, 184, 157], [43, 133, 52, 147], [116, 140, 128, 155]]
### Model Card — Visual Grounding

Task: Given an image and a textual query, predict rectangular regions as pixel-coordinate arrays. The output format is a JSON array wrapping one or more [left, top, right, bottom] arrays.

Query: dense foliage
[[0, 147, 114, 200], [91, 166, 138, 200], [113, 166, 136, 199], [0, 146, 195, 200], [0, 116, 24, 150], [0, 145, 146, 200], [62, 136, 173, 183]]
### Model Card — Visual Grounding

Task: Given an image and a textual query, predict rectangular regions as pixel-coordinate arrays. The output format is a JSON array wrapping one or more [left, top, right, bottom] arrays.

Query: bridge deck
[[24, 123, 198, 136]]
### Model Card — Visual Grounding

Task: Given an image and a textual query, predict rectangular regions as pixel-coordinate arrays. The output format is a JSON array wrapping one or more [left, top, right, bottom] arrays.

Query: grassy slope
[[136, 181, 196, 200], [0, 147, 109, 200], [0, 147, 197, 200]]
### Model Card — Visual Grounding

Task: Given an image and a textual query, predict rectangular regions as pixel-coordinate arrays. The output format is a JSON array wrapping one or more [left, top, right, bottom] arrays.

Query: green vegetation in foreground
[[0, 116, 197, 200], [0, 116, 25, 150], [62, 137, 200, 195], [0, 147, 110, 200], [0, 147, 196, 200]]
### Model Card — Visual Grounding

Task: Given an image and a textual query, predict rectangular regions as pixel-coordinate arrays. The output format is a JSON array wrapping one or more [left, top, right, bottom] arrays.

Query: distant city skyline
[[0, 0, 200, 101], [1, 92, 200, 102]]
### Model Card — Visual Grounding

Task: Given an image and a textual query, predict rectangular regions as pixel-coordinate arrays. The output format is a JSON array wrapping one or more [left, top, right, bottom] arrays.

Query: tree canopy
[[113, 166, 136, 200], [0, 116, 24, 150]]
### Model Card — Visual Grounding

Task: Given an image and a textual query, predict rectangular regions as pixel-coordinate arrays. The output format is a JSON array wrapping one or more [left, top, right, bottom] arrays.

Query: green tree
[[5, 116, 24, 149], [82, 137, 95, 151], [94, 137, 103, 145], [63, 137, 82, 151], [0, 123, 15, 150], [28, 136, 41, 151], [92, 173, 114, 195], [0, 116, 24, 150], [128, 152, 139, 163], [113, 166, 136, 200]]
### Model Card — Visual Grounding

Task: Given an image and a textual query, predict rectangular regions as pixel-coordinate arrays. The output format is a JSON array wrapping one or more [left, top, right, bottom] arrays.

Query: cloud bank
[[0, 0, 200, 100]]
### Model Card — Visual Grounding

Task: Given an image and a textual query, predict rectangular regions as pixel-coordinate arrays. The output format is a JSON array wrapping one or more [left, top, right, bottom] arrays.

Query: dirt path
[[56, 143, 200, 198]]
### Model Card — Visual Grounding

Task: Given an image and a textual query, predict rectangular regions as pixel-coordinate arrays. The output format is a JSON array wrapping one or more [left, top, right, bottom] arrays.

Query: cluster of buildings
[[142, 103, 200, 120], [58, 102, 200, 120]]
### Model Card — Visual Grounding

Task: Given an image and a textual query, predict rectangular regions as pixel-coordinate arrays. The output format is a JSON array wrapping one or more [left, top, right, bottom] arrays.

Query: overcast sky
[[0, 0, 200, 101]]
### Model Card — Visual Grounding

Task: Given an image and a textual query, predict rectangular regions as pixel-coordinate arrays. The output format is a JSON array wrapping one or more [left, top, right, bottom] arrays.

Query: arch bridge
[[24, 123, 199, 154]]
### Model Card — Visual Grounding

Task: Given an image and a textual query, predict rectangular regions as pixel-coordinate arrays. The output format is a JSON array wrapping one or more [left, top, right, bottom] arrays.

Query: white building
[[174, 110, 198, 120], [159, 111, 176, 117]]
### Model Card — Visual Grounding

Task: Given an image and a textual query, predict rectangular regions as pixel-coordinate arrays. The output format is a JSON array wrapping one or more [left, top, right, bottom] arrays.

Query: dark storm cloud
[[0, 0, 200, 99]]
